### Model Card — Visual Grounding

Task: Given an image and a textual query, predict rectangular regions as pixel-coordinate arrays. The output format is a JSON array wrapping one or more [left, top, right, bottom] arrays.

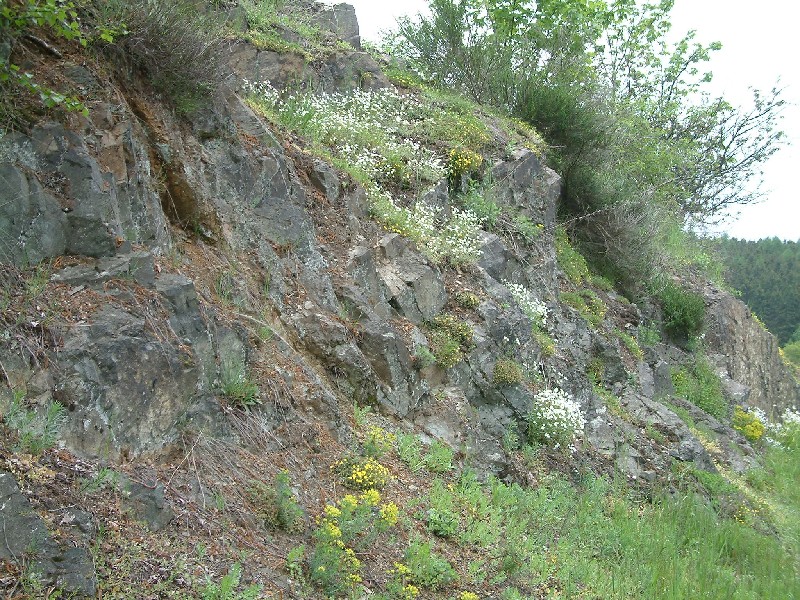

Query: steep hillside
[[1, 2, 798, 598]]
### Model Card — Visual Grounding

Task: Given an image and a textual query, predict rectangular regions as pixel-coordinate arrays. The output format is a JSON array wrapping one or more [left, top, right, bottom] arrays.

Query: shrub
[[732, 406, 766, 443], [247, 471, 304, 532], [658, 281, 706, 342], [493, 357, 524, 386], [447, 147, 483, 190], [404, 539, 458, 590], [423, 440, 454, 473], [671, 357, 727, 420], [96, 0, 227, 113], [527, 388, 586, 448], [309, 490, 398, 596], [333, 455, 391, 490]]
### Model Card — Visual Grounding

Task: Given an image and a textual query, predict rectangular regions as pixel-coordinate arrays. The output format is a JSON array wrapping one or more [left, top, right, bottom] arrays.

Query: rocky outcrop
[[1, 0, 797, 521], [703, 283, 800, 417]]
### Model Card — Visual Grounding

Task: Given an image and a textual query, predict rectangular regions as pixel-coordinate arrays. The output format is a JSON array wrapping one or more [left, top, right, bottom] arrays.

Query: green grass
[[671, 356, 728, 420]]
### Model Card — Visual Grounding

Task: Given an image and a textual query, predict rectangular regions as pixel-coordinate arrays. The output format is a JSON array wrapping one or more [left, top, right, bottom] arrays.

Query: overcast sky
[[337, 0, 799, 242]]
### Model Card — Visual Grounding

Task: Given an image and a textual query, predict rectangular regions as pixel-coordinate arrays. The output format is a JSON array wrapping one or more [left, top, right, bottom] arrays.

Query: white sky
[[338, 0, 799, 242]]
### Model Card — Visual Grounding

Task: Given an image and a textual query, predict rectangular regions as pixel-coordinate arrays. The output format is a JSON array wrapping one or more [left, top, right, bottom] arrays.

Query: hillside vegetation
[[0, 1, 798, 599]]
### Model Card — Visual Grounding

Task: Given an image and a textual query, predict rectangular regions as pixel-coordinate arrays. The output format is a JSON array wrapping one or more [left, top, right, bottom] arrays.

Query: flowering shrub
[[309, 490, 398, 595], [527, 388, 586, 448], [363, 426, 396, 458], [333, 455, 391, 490], [370, 191, 483, 265], [386, 562, 420, 599], [447, 147, 483, 189], [244, 82, 446, 187], [503, 281, 548, 328], [765, 408, 800, 449], [732, 406, 766, 443]]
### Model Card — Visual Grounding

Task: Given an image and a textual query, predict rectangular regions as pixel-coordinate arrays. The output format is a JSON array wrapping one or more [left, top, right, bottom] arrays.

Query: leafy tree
[[391, 0, 785, 288]]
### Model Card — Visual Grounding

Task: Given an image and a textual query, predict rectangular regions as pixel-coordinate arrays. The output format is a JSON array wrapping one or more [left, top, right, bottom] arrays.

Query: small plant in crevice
[[2, 391, 66, 454], [247, 470, 304, 532], [219, 359, 260, 407], [426, 312, 474, 369], [493, 356, 524, 386], [412, 344, 437, 369], [454, 291, 481, 310]]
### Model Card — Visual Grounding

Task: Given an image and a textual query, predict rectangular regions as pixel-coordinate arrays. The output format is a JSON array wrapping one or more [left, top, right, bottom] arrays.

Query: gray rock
[[118, 475, 174, 532], [376, 236, 446, 323], [309, 159, 341, 202], [0, 163, 67, 266], [313, 3, 361, 49], [0, 471, 97, 597], [55, 304, 205, 460]]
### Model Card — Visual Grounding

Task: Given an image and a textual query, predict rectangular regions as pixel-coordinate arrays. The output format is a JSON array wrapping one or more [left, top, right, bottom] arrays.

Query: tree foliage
[[391, 0, 785, 288], [717, 236, 800, 345]]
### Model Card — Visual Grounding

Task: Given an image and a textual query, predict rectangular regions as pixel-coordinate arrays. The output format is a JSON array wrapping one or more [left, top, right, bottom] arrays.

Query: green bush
[[658, 281, 705, 342], [96, 0, 226, 113], [423, 440, 454, 473], [732, 406, 766, 443], [248, 471, 304, 532], [404, 539, 458, 590], [671, 357, 727, 420], [493, 357, 524, 386]]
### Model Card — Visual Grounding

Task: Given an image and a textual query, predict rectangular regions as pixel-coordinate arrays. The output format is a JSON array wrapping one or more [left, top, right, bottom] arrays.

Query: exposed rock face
[[0, 471, 97, 597], [703, 284, 800, 416]]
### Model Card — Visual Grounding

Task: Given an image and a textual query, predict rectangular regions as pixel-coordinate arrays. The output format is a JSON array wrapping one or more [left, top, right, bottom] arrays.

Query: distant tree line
[[716, 236, 800, 346]]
